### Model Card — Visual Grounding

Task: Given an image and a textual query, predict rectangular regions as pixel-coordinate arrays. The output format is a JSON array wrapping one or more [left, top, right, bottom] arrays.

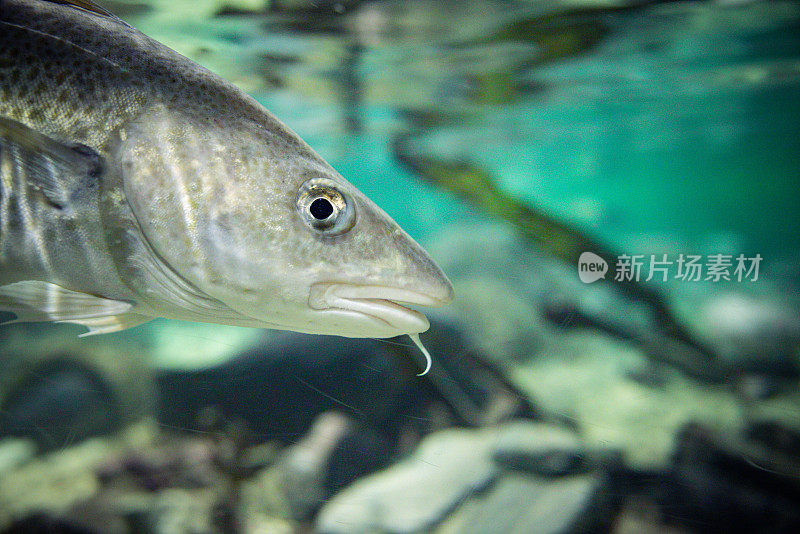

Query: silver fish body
[[0, 0, 452, 339]]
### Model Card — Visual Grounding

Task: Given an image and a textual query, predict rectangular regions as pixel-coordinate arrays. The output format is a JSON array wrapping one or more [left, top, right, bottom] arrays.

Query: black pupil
[[309, 197, 334, 220]]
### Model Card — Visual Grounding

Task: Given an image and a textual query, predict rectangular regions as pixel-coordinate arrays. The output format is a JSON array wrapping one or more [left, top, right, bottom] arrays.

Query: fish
[[0, 0, 453, 374]]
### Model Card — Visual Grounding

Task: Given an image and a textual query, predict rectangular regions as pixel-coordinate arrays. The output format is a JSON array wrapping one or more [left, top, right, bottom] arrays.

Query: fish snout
[[307, 282, 450, 337], [391, 230, 455, 307]]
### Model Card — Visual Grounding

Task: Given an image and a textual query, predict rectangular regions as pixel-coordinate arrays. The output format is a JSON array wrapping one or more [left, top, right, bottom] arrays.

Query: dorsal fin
[[41, 0, 115, 19]]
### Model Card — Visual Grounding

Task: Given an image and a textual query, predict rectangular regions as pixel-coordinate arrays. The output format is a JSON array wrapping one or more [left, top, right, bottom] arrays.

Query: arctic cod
[[0, 0, 452, 374]]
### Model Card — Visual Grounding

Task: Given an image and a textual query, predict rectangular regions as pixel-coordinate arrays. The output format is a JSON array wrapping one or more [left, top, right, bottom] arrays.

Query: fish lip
[[312, 283, 452, 308], [308, 283, 448, 334]]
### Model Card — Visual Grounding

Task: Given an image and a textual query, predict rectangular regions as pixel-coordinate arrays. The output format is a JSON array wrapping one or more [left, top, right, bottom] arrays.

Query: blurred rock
[[316, 426, 499, 534], [244, 412, 357, 520], [1, 512, 102, 534], [242, 412, 395, 521], [243, 411, 396, 520], [611, 422, 800, 534], [0, 439, 36, 475], [491, 421, 584, 476], [316, 420, 591, 533], [0, 433, 130, 528], [694, 292, 800, 377], [510, 333, 742, 470], [438, 473, 613, 534]]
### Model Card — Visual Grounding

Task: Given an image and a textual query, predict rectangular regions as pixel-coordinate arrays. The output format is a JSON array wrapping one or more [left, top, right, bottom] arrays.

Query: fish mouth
[[308, 283, 451, 337]]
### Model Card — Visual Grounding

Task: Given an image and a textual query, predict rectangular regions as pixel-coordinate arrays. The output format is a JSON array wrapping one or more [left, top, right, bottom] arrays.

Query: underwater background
[[1, 0, 799, 532]]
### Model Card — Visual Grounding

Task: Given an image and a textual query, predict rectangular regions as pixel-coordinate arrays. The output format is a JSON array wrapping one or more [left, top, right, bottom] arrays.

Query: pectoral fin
[[0, 116, 103, 210], [74, 313, 151, 337], [0, 280, 148, 335]]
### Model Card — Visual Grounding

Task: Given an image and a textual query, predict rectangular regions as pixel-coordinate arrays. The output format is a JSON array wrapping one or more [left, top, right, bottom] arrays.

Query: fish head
[[118, 106, 453, 337], [249, 172, 455, 338]]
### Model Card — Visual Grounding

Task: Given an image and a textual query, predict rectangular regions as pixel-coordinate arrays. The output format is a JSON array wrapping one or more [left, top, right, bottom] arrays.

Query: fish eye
[[310, 197, 334, 220], [297, 178, 355, 236]]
